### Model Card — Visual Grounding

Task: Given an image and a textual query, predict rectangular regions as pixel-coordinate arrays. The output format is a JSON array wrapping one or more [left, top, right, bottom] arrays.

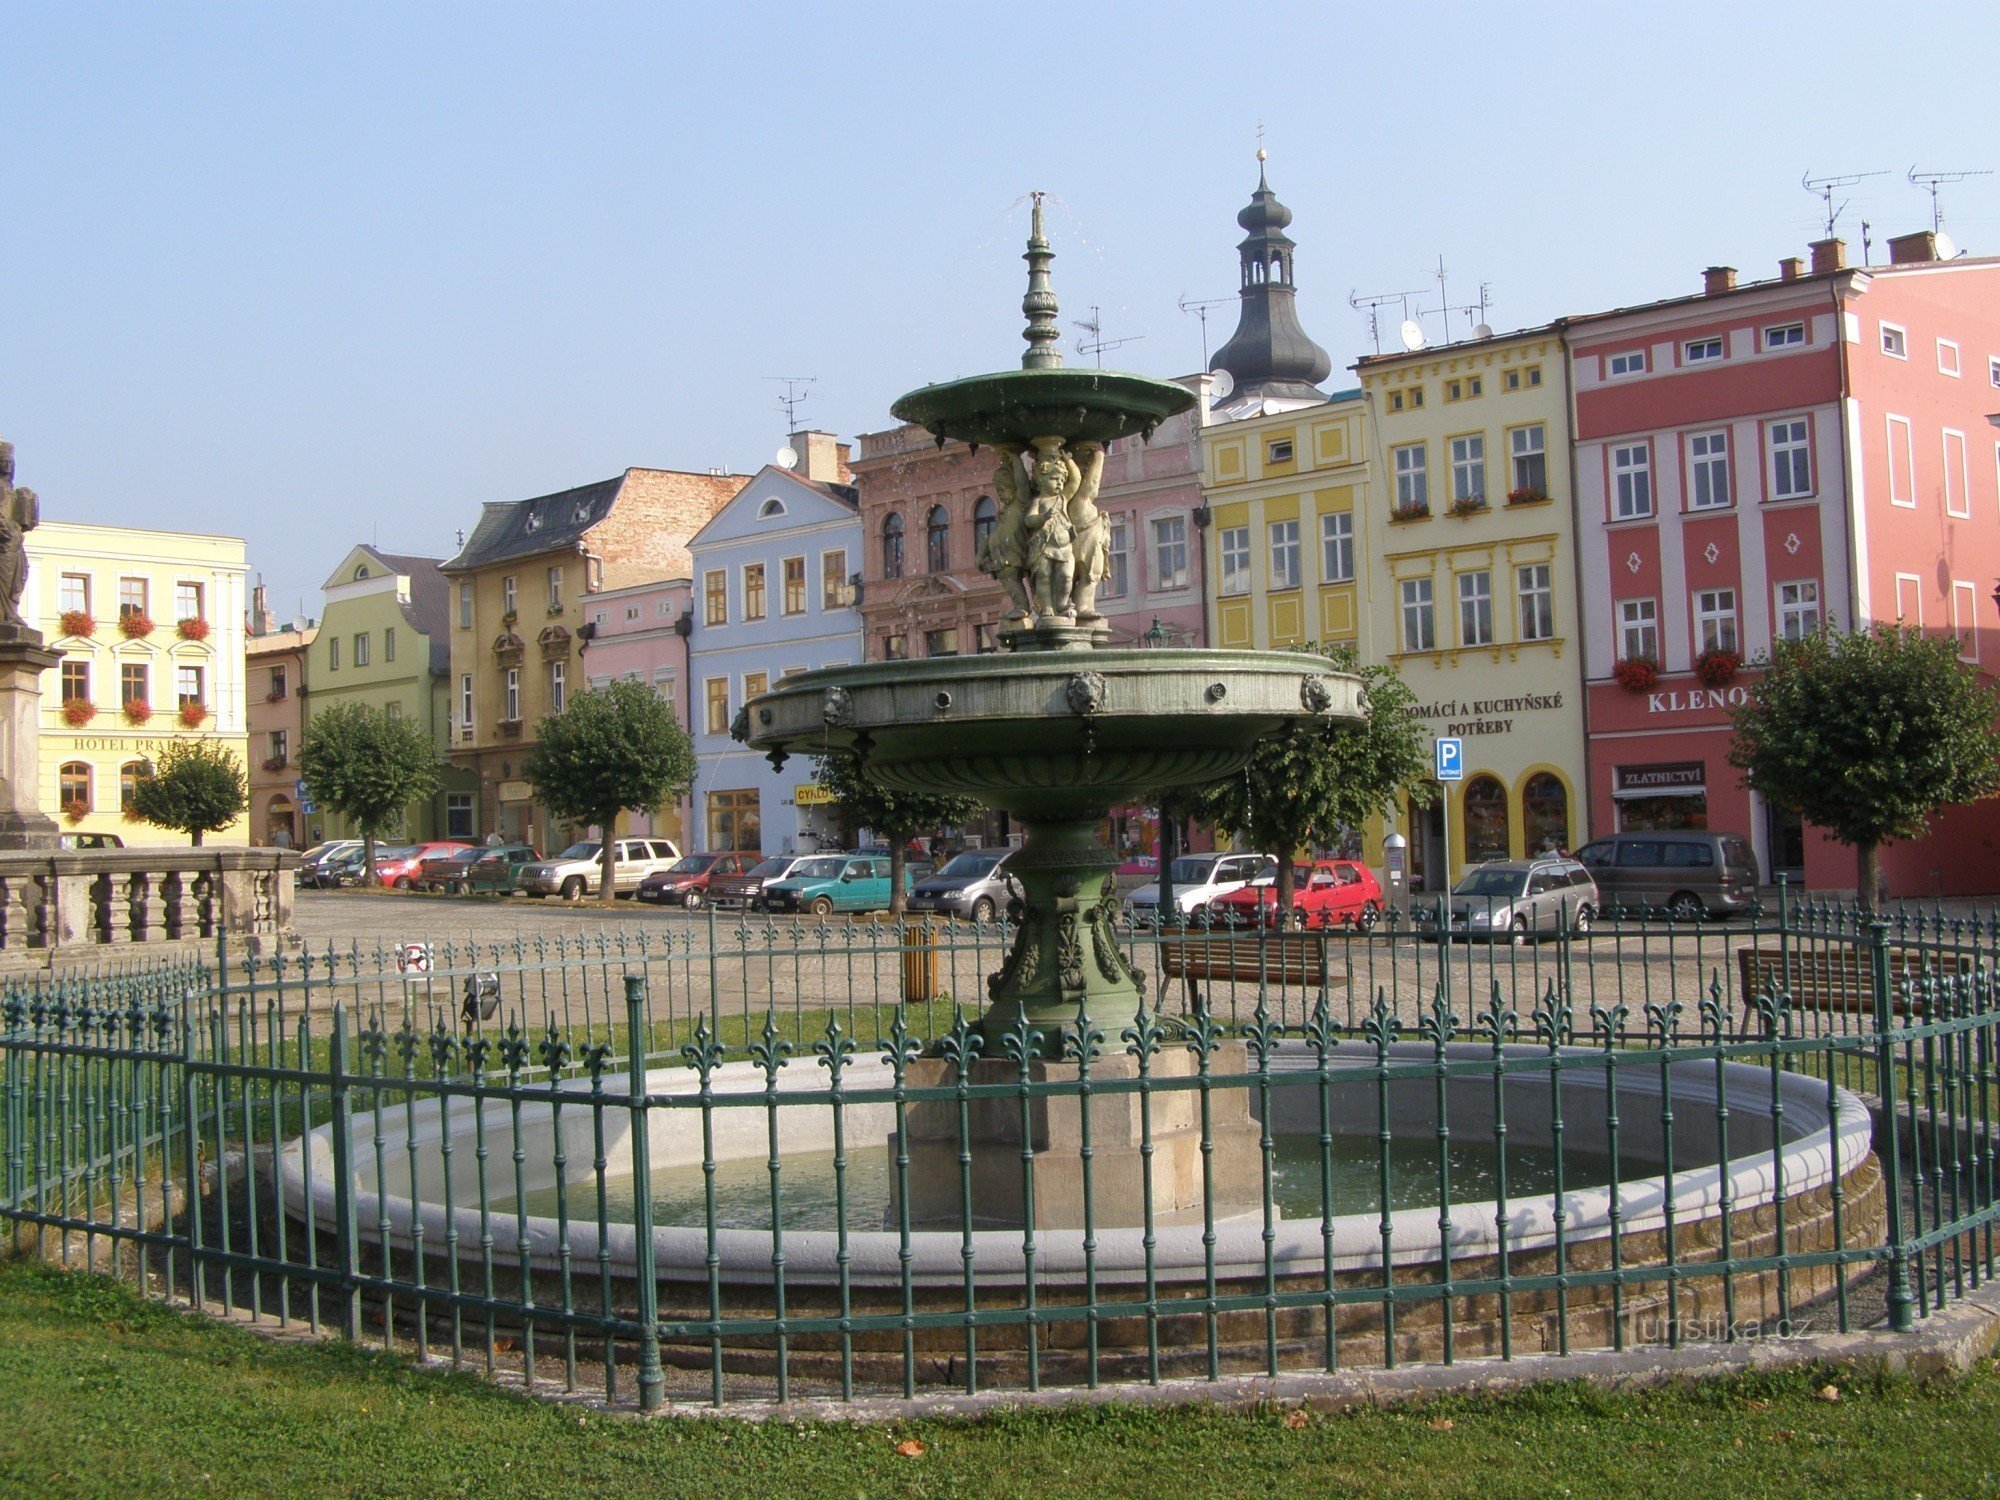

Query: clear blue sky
[[5, 1, 1997, 620]]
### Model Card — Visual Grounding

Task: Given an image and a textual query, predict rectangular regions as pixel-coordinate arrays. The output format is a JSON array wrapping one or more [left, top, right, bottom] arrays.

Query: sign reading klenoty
[[1410, 692, 1564, 739], [1645, 686, 1751, 714]]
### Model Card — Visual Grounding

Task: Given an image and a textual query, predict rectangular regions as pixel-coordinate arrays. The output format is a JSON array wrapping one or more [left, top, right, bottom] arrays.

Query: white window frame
[[1151, 515, 1189, 592], [1103, 519, 1130, 599], [504, 667, 520, 722], [353, 632, 370, 667], [1619, 597, 1659, 662], [1392, 443, 1428, 508], [1612, 442, 1653, 519], [1218, 526, 1251, 596], [1517, 564, 1554, 642], [1684, 336, 1724, 364], [502, 575, 517, 615], [1895, 573, 1923, 626], [1449, 434, 1486, 503], [59, 573, 89, 615], [1399, 577, 1435, 653], [1608, 349, 1647, 377], [1776, 579, 1820, 641], [1320, 511, 1353, 583], [1268, 518, 1300, 590], [1457, 570, 1493, 647], [550, 659, 566, 714], [458, 582, 473, 629], [1887, 414, 1916, 507], [459, 674, 474, 736], [1768, 417, 1812, 500], [1943, 428, 1970, 518], [1990, 355, 2000, 390], [1881, 322, 1907, 359], [174, 581, 203, 621], [1694, 588, 1738, 655], [1938, 339, 1961, 377], [1688, 429, 1731, 510], [1764, 323, 1805, 351], [1953, 580, 1979, 661]]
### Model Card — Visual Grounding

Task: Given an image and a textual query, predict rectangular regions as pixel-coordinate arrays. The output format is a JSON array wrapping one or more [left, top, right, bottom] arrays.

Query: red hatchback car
[[1209, 858, 1384, 929], [375, 841, 474, 890]]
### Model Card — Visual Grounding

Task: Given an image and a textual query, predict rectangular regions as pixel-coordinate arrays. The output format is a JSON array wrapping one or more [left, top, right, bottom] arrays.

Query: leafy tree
[[524, 678, 696, 902], [1182, 643, 1437, 920], [807, 749, 981, 916], [297, 701, 444, 884], [1728, 622, 2000, 908], [129, 739, 248, 846]]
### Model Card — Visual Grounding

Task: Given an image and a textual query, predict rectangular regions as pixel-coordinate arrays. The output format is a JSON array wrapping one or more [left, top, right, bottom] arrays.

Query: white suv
[[518, 838, 681, 899], [1123, 852, 1277, 922]]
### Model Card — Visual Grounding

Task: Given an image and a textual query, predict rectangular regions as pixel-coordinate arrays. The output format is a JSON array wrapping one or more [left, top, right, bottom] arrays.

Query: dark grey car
[[906, 849, 1020, 922]]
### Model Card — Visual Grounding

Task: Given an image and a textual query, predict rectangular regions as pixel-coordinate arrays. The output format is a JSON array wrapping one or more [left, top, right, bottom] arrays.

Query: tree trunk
[[191, 829, 204, 847], [363, 834, 377, 887], [1857, 840, 1884, 913], [1273, 856, 1296, 928], [888, 842, 907, 916], [599, 813, 618, 905]]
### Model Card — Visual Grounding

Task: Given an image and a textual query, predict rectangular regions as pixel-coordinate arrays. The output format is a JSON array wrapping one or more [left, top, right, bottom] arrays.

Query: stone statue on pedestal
[[0, 441, 40, 636], [0, 439, 60, 848]]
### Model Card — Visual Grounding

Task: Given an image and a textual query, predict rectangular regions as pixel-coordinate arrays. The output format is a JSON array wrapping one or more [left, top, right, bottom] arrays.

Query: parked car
[[462, 842, 542, 894], [709, 854, 816, 911], [635, 851, 762, 908], [761, 854, 910, 916], [1122, 852, 1277, 922], [375, 841, 473, 890], [414, 846, 485, 893], [1415, 857, 1598, 941], [309, 844, 371, 888], [1572, 831, 1761, 920], [907, 849, 1020, 921], [298, 840, 362, 883], [58, 832, 124, 850], [1208, 858, 1384, 929], [517, 838, 682, 899]]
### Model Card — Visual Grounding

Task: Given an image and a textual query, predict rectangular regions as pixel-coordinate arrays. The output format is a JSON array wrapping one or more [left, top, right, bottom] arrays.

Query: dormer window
[[354, 564, 369, 580], [573, 499, 592, 523], [525, 505, 543, 533]]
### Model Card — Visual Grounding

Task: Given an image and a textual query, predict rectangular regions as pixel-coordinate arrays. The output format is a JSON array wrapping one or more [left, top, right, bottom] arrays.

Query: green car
[[760, 854, 911, 916], [464, 843, 542, 895]]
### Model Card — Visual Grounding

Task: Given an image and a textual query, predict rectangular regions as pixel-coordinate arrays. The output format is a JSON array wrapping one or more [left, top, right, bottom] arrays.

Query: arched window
[[59, 761, 91, 813], [758, 498, 787, 520], [1462, 775, 1511, 865], [926, 505, 951, 573], [1522, 772, 1570, 855], [972, 495, 997, 556], [119, 760, 147, 813], [882, 514, 905, 579]]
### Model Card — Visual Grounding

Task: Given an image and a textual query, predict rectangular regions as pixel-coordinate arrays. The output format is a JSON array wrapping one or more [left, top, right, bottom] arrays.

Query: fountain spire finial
[[1021, 190, 1063, 370]]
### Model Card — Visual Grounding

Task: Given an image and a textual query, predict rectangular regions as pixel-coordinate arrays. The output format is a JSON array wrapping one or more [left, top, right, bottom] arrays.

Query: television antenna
[[765, 375, 816, 435], [1178, 292, 1234, 367], [1446, 281, 1494, 341], [1908, 165, 1991, 234], [1074, 304, 1143, 368], [1802, 169, 1886, 239], [1348, 287, 1425, 354]]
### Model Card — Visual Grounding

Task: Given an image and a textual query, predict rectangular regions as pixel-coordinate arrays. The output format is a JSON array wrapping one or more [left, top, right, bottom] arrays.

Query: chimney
[[1808, 237, 1847, 275], [248, 582, 275, 637], [789, 430, 848, 484], [1778, 256, 1805, 281], [1702, 265, 1737, 295], [1887, 229, 1940, 265]]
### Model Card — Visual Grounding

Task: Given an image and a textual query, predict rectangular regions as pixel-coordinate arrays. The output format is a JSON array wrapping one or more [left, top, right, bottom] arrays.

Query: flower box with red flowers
[[123, 701, 153, 726], [118, 611, 155, 640], [61, 699, 97, 727], [59, 610, 96, 639], [1612, 657, 1659, 692], [1506, 486, 1551, 506], [1447, 494, 1489, 518], [61, 799, 90, 826], [1695, 648, 1740, 687], [178, 702, 207, 728], [262, 755, 288, 772], [176, 616, 210, 642], [1389, 500, 1431, 523]]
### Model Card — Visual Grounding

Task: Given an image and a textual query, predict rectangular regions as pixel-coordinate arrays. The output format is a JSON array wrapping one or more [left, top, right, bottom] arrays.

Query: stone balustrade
[[0, 848, 297, 956]]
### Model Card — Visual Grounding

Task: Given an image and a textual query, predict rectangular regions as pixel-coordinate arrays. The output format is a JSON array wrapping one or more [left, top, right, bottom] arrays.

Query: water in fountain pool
[[501, 1134, 1628, 1232]]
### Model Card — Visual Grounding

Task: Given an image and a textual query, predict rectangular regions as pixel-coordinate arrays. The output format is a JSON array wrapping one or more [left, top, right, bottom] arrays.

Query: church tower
[[1210, 152, 1334, 417]]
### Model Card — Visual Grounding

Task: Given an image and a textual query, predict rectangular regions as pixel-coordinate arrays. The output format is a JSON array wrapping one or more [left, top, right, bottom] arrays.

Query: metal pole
[[1871, 918, 1915, 1331], [624, 975, 666, 1411], [326, 1004, 361, 1341]]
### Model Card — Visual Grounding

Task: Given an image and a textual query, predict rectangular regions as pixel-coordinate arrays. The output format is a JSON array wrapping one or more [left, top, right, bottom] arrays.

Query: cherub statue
[[0, 441, 40, 632], [1066, 441, 1108, 623], [1024, 438, 1077, 621], [976, 443, 1033, 627]]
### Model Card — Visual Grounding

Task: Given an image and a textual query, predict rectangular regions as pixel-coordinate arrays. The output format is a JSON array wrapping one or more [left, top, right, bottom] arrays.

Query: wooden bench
[[1736, 946, 1973, 1016], [1157, 931, 1346, 990]]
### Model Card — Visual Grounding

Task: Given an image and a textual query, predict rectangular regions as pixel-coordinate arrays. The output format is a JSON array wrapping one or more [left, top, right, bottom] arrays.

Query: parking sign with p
[[1434, 736, 1464, 782]]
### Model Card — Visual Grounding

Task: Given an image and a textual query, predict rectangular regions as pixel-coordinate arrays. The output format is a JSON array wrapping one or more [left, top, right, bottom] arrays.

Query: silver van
[[1572, 832, 1761, 920], [1417, 857, 1598, 941], [907, 849, 1020, 922]]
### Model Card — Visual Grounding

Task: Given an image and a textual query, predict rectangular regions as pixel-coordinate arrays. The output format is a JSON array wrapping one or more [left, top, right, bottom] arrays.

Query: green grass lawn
[[0, 1260, 1996, 1498]]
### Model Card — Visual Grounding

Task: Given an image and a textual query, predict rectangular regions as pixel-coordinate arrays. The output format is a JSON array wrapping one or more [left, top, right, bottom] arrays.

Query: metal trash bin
[[900, 922, 940, 1003]]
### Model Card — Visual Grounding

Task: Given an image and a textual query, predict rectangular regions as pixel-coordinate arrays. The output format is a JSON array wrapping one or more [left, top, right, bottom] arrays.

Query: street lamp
[[1141, 616, 1171, 649]]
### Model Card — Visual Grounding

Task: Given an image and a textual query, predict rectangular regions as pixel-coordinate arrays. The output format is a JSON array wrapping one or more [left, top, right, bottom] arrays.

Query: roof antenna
[[765, 376, 816, 436], [1178, 293, 1233, 367], [1348, 288, 1426, 355], [1907, 164, 1991, 235], [1802, 169, 1886, 239], [1073, 304, 1143, 368]]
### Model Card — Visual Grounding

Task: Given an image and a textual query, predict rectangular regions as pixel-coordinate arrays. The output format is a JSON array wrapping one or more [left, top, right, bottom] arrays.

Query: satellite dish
[[1398, 319, 1427, 352], [775, 446, 799, 470], [1207, 368, 1235, 400], [1934, 231, 1960, 261], [1473, 322, 1494, 341]]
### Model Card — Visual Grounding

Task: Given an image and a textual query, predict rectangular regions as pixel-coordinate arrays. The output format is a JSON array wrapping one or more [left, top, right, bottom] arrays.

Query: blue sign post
[[1433, 737, 1464, 892]]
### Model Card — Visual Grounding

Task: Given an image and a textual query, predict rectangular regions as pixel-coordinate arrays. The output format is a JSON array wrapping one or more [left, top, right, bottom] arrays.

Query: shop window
[[1522, 772, 1569, 854], [1462, 775, 1510, 864], [446, 793, 475, 840], [706, 789, 761, 853]]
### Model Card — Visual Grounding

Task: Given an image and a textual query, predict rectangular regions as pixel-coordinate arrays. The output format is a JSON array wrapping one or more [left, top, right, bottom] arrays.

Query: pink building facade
[[576, 575, 693, 845], [1573, 237, 2000, 897]]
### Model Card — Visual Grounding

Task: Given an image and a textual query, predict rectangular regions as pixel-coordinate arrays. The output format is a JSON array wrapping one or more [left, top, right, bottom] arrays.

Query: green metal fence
[[2, 894, 1994, 1409]]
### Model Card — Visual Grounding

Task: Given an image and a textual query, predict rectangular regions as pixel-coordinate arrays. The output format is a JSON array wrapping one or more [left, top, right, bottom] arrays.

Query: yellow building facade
[[25, 521, 251, 845], [1356, 328, 1587, 890], [1201, 392, 1371, 653]]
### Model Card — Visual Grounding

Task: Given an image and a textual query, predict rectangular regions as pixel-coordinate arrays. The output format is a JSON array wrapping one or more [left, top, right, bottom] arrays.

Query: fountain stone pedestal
[[0, 626, 62, 850], [895, 1042, 1262, 1230]]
